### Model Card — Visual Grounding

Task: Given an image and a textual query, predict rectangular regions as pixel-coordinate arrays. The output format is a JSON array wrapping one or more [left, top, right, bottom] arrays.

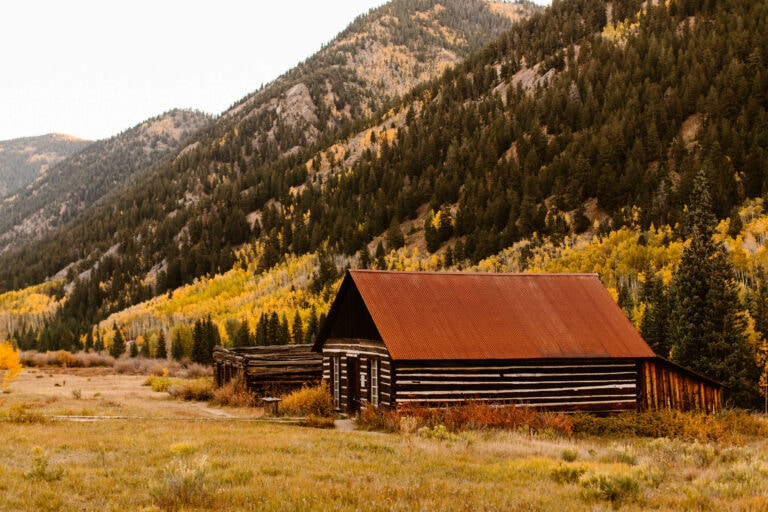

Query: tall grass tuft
[[151, 456, 214, 511], [24, 447, 64, 481]]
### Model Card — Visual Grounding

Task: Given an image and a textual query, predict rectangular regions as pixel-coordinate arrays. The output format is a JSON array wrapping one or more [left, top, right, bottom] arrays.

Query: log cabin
[[312, 270, 722, 414]]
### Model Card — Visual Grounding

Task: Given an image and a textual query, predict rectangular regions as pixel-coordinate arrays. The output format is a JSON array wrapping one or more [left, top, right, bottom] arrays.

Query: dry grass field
[[1, 367, 768, 511]]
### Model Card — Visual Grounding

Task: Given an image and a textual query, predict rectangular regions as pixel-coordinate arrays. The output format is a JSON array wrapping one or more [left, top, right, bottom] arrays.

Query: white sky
[[0, 0, 549, 142]]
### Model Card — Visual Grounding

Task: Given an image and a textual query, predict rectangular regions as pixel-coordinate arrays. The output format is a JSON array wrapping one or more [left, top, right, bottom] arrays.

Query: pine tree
[[669, 171, 760, 407], [171, 330, 185, 361], [305, 306, 319, 344], [255, 313, 268, 346], [192, 319, 205, 363], [94, 331, 104, 353], [278, 313, 290, 345], [84, 330, 94, 352], [291, 310, 304, 345], [359, 245, 371, 269], [236, 319, 253, 347], [156, 330, 167, 359], [129, 340, 139, 358], [386, 217, 405, 250], [374, 241, 386, 270], [202, 316, 219, 364], [267, 312, 280, 345], [110, 323, 125, 358], [639, 271, 670, 356]]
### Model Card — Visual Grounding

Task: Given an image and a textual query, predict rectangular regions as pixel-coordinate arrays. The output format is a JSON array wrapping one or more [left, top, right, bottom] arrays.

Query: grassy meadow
[[1, 368, 768, 511]]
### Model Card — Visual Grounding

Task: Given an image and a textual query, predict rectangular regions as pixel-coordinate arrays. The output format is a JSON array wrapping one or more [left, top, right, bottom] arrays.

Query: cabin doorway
[[347, 357, 361, 414]]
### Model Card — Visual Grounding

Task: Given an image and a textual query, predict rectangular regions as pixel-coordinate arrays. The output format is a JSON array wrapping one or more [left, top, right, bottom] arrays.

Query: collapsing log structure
[[213, 344, 323, 395]]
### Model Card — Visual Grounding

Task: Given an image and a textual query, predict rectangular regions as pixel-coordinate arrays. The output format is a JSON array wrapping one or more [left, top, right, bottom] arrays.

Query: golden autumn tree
[[0, 341, 22, 391]]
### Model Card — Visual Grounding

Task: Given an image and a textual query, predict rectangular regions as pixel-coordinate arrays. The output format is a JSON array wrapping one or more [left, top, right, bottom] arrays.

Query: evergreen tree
[[639, 271, 670, 356], [84, 330, 94, 352], [267, 312, 280, 345], [277, 313, 290, 345], [305, 306, 319, 344], [156, 330, 168, 359], [669, 171, 759, 407], [139, 340, 150, 358], [236, 319, 253, 347], [255, 313, 268, 346], [359, 245, 371, 269], [291, 310, 304, 345], [110, 322, 125, 358], [129, 339, 139, 358], [386, 217, 405, 250], [171, 329, 185, 361], [94, 331, 104, 353], [617, 281, 634, 323], [374, 241, 386, 270], [202, 316, 219, 364], [192, 319, 205, 363]]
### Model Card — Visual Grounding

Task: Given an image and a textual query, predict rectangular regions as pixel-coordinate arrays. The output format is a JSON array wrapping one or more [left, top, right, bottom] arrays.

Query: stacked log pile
[[213, 344, 322, 395]]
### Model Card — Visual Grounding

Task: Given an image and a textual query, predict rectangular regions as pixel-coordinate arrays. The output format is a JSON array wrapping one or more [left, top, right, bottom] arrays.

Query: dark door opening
[[347, 357, 360, 414]]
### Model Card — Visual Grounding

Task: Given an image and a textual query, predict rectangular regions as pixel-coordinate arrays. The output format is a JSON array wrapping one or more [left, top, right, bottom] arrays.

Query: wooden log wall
[[391, 359, 641, 413], [213, 344, 322, 395], [639, 358, 722, 413], [321, 339, 392, 410]]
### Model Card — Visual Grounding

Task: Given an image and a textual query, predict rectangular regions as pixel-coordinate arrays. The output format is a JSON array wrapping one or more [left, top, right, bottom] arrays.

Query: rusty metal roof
[[316, 270, 655, 361]]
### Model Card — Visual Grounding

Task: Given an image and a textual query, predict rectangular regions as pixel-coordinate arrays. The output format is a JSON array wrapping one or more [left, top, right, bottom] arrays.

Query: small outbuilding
[[312, 270, 722, 414]]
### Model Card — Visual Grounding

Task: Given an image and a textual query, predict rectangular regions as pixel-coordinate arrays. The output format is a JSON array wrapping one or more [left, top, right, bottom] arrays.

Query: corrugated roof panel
[[347, 270, 654, 361]]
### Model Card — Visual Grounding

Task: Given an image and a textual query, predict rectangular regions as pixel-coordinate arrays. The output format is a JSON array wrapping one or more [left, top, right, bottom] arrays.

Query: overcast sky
[[0, 0, 549, 142]]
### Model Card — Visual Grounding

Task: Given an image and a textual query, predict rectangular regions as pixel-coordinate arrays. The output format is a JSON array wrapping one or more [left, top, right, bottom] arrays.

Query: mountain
[[0, 0, 539, 293], [0, 110, 211, 255], [4, 0, 768, 389], [0, 134, 92, 199]]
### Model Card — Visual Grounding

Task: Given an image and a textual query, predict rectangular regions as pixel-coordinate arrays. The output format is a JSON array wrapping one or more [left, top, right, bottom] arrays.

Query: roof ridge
[[348, 269, 600, 277]]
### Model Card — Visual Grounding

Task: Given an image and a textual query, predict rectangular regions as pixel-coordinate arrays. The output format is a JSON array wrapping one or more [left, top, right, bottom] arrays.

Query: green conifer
[[669, 171, 760, 407], [110, 323, 125, 358]]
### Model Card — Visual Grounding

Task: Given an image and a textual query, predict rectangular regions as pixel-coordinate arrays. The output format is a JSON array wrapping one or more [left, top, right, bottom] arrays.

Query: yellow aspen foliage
[[0, 341, 22, 391]]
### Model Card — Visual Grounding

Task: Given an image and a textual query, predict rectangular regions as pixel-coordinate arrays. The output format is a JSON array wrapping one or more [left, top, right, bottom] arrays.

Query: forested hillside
[[0, 110, 211, 255], [0, 0, 534, 304], [0, 134, 92, 199], [2, 0, 768, 406]]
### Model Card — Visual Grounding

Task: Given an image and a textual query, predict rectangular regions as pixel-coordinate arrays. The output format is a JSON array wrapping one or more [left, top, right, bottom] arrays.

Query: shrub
[[302, 414, 337, 429], [550, 463, 586, 484], [4, 402, 46, 423], [357, 405, 402, 432], [211, 376, 258, 407], [145, 376, 176, 393], [356, 402, 575, 435], [418, 424, 457, 442], [20, 350, 115, 368], [279, 382, 334, 418], [167, 378, 215, 401], [572, 409, 768, 444], [561, 449, 579, 462], [580, 473, 641, 506]]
